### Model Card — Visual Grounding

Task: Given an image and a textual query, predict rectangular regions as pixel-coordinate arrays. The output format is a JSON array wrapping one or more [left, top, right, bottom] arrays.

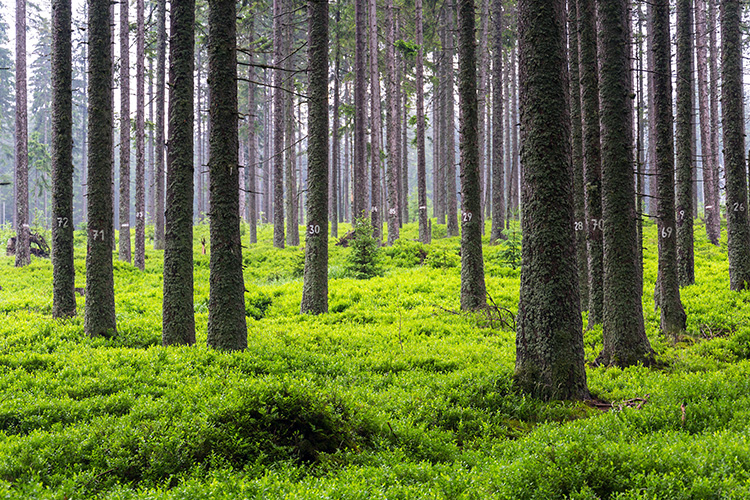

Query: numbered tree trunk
[[578, 0, 603, 326], [300, 0, 329, 314], [515, 0, 588, 401], [153, 0, 166, 250], [118, 0, 131, 262], [134, 0, 146, 270], [457, 0, 486, 311], [206, 0, 247, 350], [51, 0, 76, 318], [596, 0, 653, 366], [721, 0, 750, 291], [676, 0, 694, 286], [14, 0, 30, 268], [162, 0, 195, 346], [652, 0, 686, 336], [568, 0, 588, 310], [85, 0, 117, 338]]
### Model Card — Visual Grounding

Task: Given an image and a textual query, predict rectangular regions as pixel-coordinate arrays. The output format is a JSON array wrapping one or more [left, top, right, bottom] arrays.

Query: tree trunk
[[206, 0, 247, 350], [119, 0, 131, 262], [369, 0, 382, 240], [148, 57, 155, 224], [153, 0, 166, 250], [568, 0, 588, 309], [300, 0, 329, 314], [445, 0, 458, 237], [15, 0, 30, 267], [457, 0, 486, 310], [578, 0, 603, 326], [477, 0, 489, 226], [515, 0, 588, 401], [272, 0, 285, 248], [416, 0, 428, 243], [596, 0, 653, 367], [509, 44, 519, 216], [489, 0, 505, 243], [721, 0, 750, 290], [134, 0, 146, 269], [162, 0, 196, 345], [385, 0, 399, 245], [247, 18, 257, 245], [196, 50, 204, 223], [353, 0, 367, 221], [330, 5, 340, 238], [708, 0, 720, 234], [676, 0, 695, 286], [696, 0, 719, 244], [51, 0, 76, 317], [85, 0, 117, 338]]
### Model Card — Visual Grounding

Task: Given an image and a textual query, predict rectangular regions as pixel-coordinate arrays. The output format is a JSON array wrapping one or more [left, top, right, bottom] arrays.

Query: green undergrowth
[[0, 219, 748, 498]]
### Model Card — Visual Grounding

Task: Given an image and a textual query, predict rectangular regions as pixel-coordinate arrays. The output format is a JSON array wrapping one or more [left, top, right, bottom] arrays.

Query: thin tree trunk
[[369, 0, 382, 240], [81, 14, 88, 225], [247, 18, 257, 245], [272, 0, 285, 247], [416, 0, 428, 243], [196, 50, 204, 222], [708, 0, 721, 231], [330, 5, 340, 238], [489, 0, 505, 243], [85, 0, 117, 337], [476, 0, 489, 227], [509, 43, 519, 216], [118, 0, 131, 262], [51, 0, 76, 317], [148, 57, 155, 224], [385, 0, 399, 245], [206, 0, 247, 350], [15, 0, 30, 267], [515, 0, 588, 401], [353, 0, 367, 221], [445, 1, 458, 237], [134, 0, 146, 269], [153, 0, 166, 250]]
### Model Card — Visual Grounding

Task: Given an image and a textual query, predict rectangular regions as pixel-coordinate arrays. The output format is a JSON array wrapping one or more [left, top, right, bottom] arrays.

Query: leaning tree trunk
[[119, 0, 131, 262], [369, 0, 382, 240], [652, 0, 687, 337], [162, 0, 196, 346], [206, 0, 248, 350], [134, 0, 146, 269], [596, 0, 653, 367], [457, 0, 486, 310], [385, 0, 399, 245], [272, 0, 285, 248], [568, 0, 588, 310], [675, 0, 694, 286], [721, 0, 750, 291], [85, 0, 117, 338], [51, 0, 76, 318], [300, 0, 329, 314], [515, 0, 588, 401], [153, 0, 166, 250], [15, 0, 30, 268], [578, 0, 603, 326]]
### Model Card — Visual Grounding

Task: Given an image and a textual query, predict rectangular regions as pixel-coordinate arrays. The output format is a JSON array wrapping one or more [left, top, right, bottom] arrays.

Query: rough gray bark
[[416, 0, 428, 243], [708, 0, 720, 233], [285, 15, 298, 247], [652, 0, 687, 337], [15, 0, 30, 267], [330, 5, 340, 239], [85, 0, 117, 338], [721, 0, 750, 291], [246, 19, 257, 245], [272, 0, 285, 248], [148, 57, 155, 224], [515, 0, 588, 401], [163, 0, 196, 345], [196, 49, 204, 222], [300, 0, 329, 314], [596, 0, 653, 367], [385, 0, 399, 245], [369, 0, 382, 240], [51, 0, 76, 317], [489, 0, 505, 243], [206, 0, 247, 350], [445, 0, 458, 237], [153, 0, 166, 250], [134, 0, 146, 270], [119, 0, 131, 262], [457, 0, 486, 310], [508, 44, 519, 217], [568, 0, 588, 309], [353, 0, 367, 220], [676, 0, 694, 286], [578, 0, 602, 325]]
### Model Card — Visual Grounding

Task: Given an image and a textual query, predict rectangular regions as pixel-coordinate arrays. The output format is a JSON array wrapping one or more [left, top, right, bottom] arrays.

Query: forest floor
[[0, 218, 747, 499]]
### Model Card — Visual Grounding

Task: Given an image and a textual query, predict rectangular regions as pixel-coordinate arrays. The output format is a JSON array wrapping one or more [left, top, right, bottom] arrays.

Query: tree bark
[[721, 0, 750, 290], [300, 0, 329, 314], [385, 0, 399, 245], [676, 0, 695, 286], [119, 0, 131, 262], [477, 0, 489, 226], [353, 0, 367, 221], [457, 0, 486, 310], [416, 0, 428, 243], [596, 0, 653, 366], [272, 0, 285, 248], [206, 0, 247, 350], [51, 0, 76, 317], [153, 0, 166, 250], [330, 5, 340, 239], [369, 0, 383, 240], [515, 0, 588, 400], [85, 0, 117, 338], [134, 0, 146, 270], [247, 19, 257, 245], [15, 0, 30, 267], [445, 0, 458, 237], [163, 0, 196, 345]]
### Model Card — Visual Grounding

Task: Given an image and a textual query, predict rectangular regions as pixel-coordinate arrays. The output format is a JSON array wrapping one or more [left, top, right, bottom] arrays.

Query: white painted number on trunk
[[462, 212, 473, 222], [308, 224, 321, 235], [661, 227, 673, 238], [574, 221, 584, 231], [57, 217, 69, 228], [91, 229, 105, 241], [734, 202, 745, 212]]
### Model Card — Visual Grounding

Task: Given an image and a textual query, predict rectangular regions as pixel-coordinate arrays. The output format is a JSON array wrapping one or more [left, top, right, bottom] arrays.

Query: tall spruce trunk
[[515, 0, 588, 401], [247, 20, 257, 245], [457, 0, 486, 310], [15, 0, 30, 267], [300, 0, 329, 314], [385, 0, 399, 244], [369, 0, 383, 240], [416, 0, 428, 243], [509, 44, 519, 216], [676, 0, 695, 286], [134, 0, 146, 269], [330, 5, 340, 238], [721, 0, 750, 290], [353, 0, 367, 220], [206, 0, 248, 350], [153, 0, 166, 250], [119, 0, 131, 262], [284, 15, 298, 247], [652, 0, 687, 337], [596, 0, 653, 366], [708, 0, 720, 233], [51, 0, 76, 317], [578, 0, 603, 325], [476, 0, 489, 225], [272, 0, 285, 248], [568, 0, 588, 309], [85, 0, 117, 338], [162, 0, 196, 345], [489, 0, 505, 243], [445, 0, 459, 237]]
